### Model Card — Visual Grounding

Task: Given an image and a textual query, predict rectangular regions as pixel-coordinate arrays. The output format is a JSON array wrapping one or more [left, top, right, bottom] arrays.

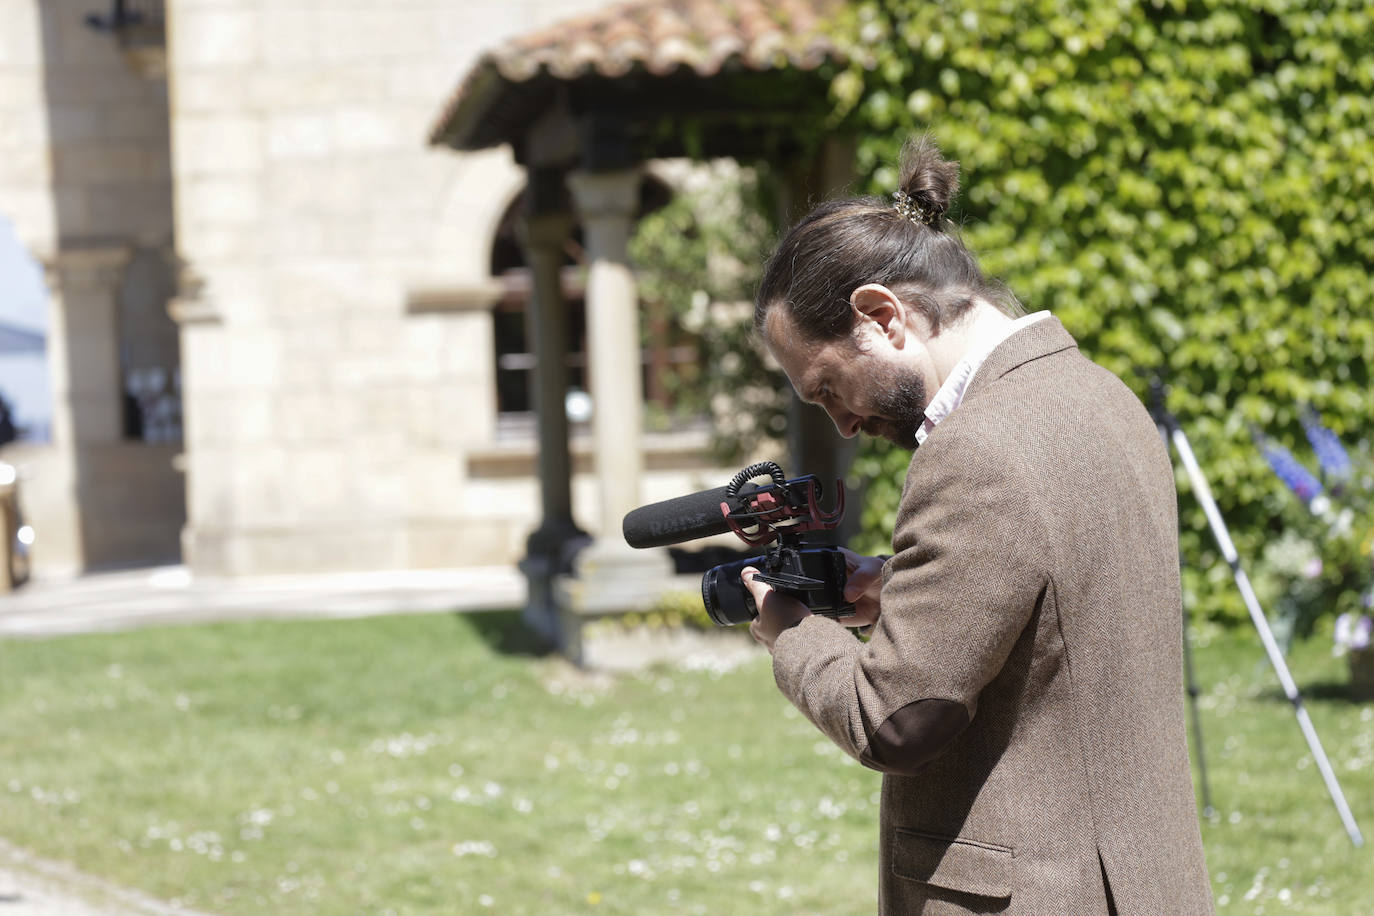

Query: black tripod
[[1152, 386, 1363, 847]]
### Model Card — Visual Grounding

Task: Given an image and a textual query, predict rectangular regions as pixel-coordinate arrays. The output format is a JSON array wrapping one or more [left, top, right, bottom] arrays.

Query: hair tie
[[892, 189, 938, 226]]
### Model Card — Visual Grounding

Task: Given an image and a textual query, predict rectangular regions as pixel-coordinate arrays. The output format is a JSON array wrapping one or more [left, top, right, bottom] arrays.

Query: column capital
[[567, 169, 640, 222], [41, 243, 134, 291]]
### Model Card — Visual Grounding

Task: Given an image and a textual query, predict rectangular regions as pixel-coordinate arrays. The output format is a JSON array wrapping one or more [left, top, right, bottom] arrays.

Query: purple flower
[[1259, 438, 1324, 505], [1336, 612, 1374, 651], [1300, 407, 1352, 480], [1354, 616, 1373, 651]]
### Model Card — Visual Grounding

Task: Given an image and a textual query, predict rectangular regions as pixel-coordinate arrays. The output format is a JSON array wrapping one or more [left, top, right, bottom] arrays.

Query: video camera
[[622, 461, 853, 626]]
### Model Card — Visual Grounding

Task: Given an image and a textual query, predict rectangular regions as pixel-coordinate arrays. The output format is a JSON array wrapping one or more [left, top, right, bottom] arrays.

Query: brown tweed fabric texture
[[772, 318, 1213, 914]]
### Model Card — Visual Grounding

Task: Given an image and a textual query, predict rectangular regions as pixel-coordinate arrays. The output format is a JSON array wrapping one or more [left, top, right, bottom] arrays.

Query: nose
[[824, 405, 862, 439]]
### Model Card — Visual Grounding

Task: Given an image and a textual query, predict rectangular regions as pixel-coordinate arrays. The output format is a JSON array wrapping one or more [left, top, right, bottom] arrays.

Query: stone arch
[[429, 148, 528, 283]]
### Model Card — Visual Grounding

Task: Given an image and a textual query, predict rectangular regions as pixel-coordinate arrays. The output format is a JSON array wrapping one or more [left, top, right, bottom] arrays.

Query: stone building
[[0, 0, 183, 573], [0, 0, 845, 599]]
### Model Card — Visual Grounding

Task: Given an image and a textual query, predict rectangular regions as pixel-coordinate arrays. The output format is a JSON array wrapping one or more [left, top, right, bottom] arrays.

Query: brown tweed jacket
[[771, 318, 1213, 914]]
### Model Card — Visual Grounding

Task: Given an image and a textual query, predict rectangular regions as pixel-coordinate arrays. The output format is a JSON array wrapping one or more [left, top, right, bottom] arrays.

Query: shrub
[[1252, 409, 1374, 644], [630, 164, 788, 459], [831, 0, 1374, 628]]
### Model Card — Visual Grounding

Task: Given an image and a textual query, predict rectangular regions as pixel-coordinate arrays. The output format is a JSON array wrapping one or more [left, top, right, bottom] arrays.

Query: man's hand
[[741, 548, 887, 651], [836, 547, 885, 630], [741, 567, 811, 653]]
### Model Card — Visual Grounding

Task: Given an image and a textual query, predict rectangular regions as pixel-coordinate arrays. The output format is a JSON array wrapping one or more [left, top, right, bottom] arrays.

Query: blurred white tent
[[0, 321, 44, 354], [0, 216, 52, 441]]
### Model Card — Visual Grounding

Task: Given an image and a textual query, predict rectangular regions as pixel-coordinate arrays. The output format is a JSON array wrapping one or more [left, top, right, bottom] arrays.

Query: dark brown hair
[[755, 135, 1021, 342]]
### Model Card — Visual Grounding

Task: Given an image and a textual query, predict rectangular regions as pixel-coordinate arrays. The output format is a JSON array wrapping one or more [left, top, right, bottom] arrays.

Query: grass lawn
[[0, 612, 1370, 914]]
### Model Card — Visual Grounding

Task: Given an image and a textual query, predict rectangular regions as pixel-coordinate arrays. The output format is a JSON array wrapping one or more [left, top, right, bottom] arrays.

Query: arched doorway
[[486, 174, 674, 436], [116, 246, 181, 443]]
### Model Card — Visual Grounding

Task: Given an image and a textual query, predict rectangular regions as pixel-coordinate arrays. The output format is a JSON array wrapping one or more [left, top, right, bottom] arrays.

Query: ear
[[849, 284, 907, 349]]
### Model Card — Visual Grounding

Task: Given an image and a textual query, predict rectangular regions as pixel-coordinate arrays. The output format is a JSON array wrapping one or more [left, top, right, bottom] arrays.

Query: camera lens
[[701, 556, 760, 627]]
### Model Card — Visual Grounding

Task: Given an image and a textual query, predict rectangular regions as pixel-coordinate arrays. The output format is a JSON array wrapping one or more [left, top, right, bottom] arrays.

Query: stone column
[[34, 244, 132, 572], [515, 192, 587, 643], [567, 169, 645, 531], [44, 245, 131, 448], [560, 168, 671, 655], [779, 137, 859, 545]]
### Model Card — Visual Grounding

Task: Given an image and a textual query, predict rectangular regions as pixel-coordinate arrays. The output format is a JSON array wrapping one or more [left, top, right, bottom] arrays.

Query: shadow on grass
[[1258, 680, 1368, 705], [452, 609, 555, 658]]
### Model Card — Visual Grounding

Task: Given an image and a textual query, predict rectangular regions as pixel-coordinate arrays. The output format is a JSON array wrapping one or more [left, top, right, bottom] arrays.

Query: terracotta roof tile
[[431, 0, 845, 148], [494, 0, 840, 79]]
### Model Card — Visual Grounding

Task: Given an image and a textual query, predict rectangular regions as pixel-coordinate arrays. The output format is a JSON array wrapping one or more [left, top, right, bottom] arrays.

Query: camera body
[[701, 543, 852, 627], [623, 460, 852, 627]]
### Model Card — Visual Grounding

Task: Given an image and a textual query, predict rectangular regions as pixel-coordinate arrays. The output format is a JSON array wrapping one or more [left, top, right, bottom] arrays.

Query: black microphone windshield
[[623, 486, 735, 549]]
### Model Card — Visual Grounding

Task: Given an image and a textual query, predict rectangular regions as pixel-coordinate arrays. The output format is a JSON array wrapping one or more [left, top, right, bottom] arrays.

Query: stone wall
[[0, 1, 55, 256], [1, 0, 745, 578], [0, 0, 184, 576], [167, 0, 689, 576]]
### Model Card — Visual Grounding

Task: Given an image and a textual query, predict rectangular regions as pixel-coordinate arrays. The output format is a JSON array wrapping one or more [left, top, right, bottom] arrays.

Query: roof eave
[[429, 60, 510, 150]]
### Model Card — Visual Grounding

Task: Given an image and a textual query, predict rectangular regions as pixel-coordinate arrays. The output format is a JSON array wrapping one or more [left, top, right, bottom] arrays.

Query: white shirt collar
[[914, 311, 1053, 446]]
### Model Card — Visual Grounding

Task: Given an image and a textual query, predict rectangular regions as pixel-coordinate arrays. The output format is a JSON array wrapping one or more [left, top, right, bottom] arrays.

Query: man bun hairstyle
[[893, 133, 958, 227], [755, 133, 1021, 343]]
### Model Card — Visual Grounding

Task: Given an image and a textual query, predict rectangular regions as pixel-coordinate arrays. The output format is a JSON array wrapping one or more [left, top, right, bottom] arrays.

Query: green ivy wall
[[833, 0, 1374, 628]]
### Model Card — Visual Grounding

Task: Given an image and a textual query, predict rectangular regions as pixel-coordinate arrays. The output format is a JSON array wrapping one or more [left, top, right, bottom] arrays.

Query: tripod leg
[[1161, 421, 1217, 821], [1179, 594, 1216, 819], [1169, 422, 1364, 848]]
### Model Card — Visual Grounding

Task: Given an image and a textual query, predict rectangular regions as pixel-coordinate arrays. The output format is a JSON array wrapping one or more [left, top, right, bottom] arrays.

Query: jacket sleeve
[[770, 424, 1049, 776]]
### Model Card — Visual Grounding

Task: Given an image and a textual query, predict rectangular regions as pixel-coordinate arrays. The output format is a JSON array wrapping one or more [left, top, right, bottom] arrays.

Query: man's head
[[763, 285, 935, 447], [755, 135, 1021, 446]]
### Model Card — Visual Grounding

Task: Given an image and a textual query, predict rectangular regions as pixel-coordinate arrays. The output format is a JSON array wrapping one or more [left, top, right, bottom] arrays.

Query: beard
[[860, 362, 927, 449]]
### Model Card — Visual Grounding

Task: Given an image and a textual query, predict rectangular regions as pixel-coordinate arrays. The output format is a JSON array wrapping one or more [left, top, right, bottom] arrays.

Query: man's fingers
[[741, 567, 770, 602], [841, 552, 886, 602], [843, 571, 879, 601]]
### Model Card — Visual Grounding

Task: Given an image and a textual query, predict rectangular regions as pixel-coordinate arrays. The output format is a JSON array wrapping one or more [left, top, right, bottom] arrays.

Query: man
[[739, 138, 1212, 914]]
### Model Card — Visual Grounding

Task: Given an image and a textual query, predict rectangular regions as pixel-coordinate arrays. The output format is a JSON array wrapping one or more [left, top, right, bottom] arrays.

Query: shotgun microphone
[[621, 486, 735, 549], [621, 461, 851, 626]]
